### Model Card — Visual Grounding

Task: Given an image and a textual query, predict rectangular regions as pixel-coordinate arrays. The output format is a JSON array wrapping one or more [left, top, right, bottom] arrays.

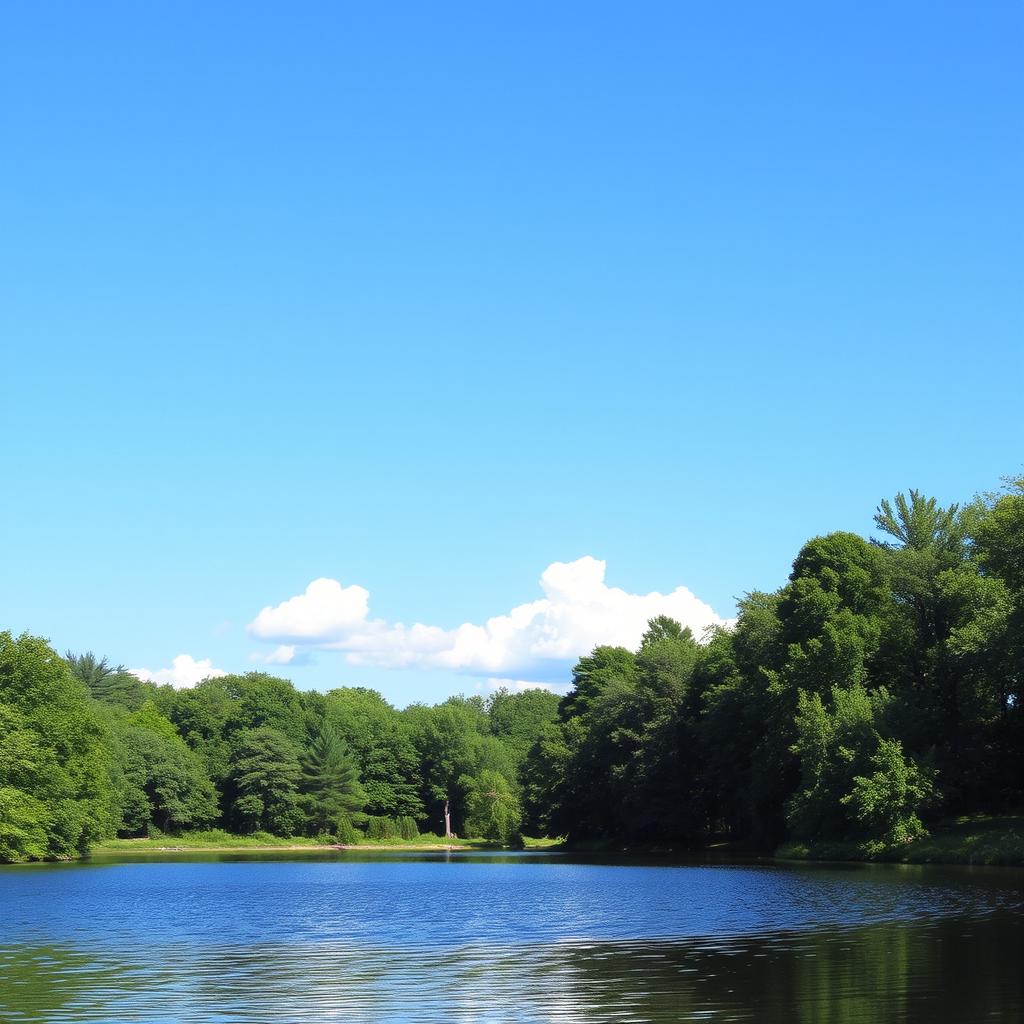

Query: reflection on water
[[1, 854, 1023, 1022]]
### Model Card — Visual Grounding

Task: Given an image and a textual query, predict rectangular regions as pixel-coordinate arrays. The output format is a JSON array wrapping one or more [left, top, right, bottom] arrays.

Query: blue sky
[[2, 2, 1021, 705]]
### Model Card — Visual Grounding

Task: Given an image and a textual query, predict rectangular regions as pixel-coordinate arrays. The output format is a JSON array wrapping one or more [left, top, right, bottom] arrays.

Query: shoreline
[[89, 841, 481, 855], [46, 816, 1024, 868]]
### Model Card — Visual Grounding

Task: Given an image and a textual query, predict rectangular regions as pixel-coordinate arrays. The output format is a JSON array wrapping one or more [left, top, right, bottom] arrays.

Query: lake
[[1, 850, 1022, 1022]]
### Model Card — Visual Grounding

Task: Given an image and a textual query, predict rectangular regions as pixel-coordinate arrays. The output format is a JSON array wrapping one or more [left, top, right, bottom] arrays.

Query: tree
[[872, 490, 998, 811], [874, 490, 963, 554], [462, 769, 522, 844], [786, 684, 932, 847], [65, 651, 121, 691], [843, 738, 933, 850], [0, 632, 116, 861], [486, 688, 560, 771], [300, 722, 366, 834], [65, 651, 151, 709], [101, 701, 219, 835], [323, 688, 423, 819], [227, 727, 302, 835], [405, 698, 485, 836], [525, 645, 637, 841]]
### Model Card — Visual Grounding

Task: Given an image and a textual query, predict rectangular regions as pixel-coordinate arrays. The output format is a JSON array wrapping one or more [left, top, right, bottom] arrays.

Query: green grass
[[89, 829, 562, 855], [91, 829, 325, 853], [521, 835, 566, 850], [777, 815, 1024, 866]]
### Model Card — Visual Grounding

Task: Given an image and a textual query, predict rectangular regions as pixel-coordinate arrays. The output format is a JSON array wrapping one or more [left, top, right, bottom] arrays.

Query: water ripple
[[1, 854, 1022, 1022]]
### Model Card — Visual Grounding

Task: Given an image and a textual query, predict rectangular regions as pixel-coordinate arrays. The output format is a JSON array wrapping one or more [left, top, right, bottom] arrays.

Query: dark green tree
[[227, 727, 302, 835], [323, 687, 423, 819], [404, 697, 486, 835], [300, 722, 366, 834]]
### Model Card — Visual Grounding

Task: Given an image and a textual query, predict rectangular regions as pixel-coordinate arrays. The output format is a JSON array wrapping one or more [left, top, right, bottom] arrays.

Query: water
[[1, 850, 1023, 1022]]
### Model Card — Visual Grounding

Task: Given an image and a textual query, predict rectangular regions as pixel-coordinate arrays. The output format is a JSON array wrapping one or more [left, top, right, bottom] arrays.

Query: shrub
[[365, 815, 400, 840], [335, 815, 359, 845], [842, 738, 934, 849]]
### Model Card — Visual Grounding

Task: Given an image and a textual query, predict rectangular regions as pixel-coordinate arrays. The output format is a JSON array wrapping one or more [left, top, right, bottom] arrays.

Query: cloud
[[249, 578, 370, 642], [131, 654, 227, 689], [248, 556, 731, 684], [249, 644, 316, 667], [486, 678, 566, 694]]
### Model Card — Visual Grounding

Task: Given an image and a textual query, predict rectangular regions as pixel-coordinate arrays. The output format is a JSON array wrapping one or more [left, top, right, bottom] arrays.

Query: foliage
[[106, 702, 220, 834], [843, 738, 933, 849], [5, 475, 1023, 862], [0, 633, 117, 861], [65, 651, 151, 709], [322, 687, 423, 819], [365, 815, 400, 840], [227, 727, 303, 835], [462, 769, 522, 844], [335, 814, 360, 845], [299, 721, 366, 834], [529, 480, 1024, 852]]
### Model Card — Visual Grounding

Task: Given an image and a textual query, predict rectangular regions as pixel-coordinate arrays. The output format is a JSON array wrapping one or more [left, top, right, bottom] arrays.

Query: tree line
[[525, 480, 1024, 851], [1, 478, 1021, 862], [0, 641, 560, 860]]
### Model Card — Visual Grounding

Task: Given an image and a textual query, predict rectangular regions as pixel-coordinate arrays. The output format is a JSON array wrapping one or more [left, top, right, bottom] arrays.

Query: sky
[[1, 2, 1021, 705]]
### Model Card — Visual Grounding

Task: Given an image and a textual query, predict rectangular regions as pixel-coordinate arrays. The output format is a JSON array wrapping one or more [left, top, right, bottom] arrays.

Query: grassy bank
[[89, 829, 562, 856], [777, 815, 1024, 867], [91, 820, 1024, 866]]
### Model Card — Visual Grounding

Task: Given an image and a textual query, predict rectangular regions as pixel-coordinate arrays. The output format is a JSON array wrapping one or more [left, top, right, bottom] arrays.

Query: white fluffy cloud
[[248, 557, 730, 684], [249, 578, 370, 642], [131, 654, 227, 689]]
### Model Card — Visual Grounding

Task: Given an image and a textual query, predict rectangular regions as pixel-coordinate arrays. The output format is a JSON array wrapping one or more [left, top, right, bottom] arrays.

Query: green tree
[[787, 684, 932, 846], [0, 632, 116, 861], [486, 688, 560, 770], [300, 722, 366, 834], [462, 769, 522, 844], [104, 701, 219, 834], [323, 688, 423, 819], [873, 490, 999, 810], [227, 726, 302, 835], [526, 644, 641, 841], [405, 698, 486, 836], [843, 738, 933, 850], [65, 651, 151, 709]]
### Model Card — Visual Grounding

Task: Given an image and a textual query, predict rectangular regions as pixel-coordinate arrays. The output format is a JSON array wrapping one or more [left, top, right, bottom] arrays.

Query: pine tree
[[301, 722, 366, 834]]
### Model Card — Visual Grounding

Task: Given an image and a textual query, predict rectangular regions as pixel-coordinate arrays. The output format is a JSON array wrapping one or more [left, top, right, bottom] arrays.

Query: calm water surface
[[1, 851, 1022, 1022]]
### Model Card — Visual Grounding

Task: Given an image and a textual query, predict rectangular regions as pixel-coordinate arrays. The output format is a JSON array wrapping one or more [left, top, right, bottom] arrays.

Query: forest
[[1, 478, 1021, 863]]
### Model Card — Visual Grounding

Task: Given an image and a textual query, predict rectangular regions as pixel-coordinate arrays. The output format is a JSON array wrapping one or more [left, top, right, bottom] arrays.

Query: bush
[[842, 738, 934, 848], [396, 815, 419, 841], [365, 815, 400, 840], [335, 815, 359, 845]]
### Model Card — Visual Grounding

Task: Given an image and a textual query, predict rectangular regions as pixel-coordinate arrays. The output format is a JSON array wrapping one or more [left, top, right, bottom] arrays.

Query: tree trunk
[[444, 797, 452, 839]]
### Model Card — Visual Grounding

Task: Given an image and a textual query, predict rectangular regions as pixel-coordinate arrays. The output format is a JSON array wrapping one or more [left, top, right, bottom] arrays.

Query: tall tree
[[101, 701, 219, 835], [323, 687, 423, 819], [65, 651, 151, 708], [405, 698, 485, 836], [0, 633, 116, 860], [227, 727, 302, 835], [462, 769, 522, 844], [300, 722, 366, 834]]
